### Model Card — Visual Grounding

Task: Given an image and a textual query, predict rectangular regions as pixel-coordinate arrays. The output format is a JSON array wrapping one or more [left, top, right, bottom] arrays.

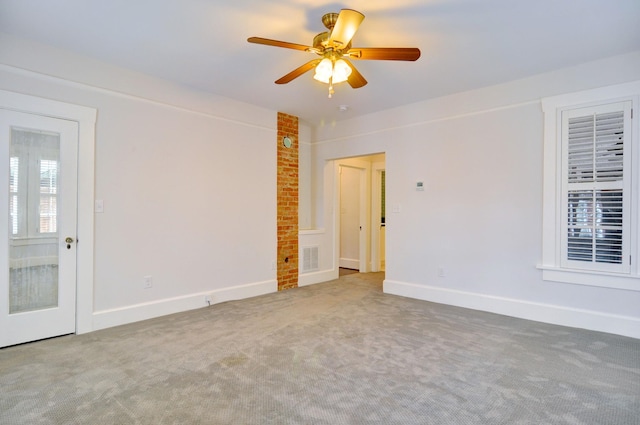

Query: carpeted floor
[[1, 272, 639, 424], [339, 267, 359, 276]]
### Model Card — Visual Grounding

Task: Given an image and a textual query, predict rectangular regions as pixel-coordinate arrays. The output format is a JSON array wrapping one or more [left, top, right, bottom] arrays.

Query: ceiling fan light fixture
[[313, 58, 352, 84], [332, 59, 352, 83], [313, 58, 333, 83]]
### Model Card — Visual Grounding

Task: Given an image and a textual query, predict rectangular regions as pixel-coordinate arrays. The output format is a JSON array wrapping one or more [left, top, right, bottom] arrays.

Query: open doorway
[[373, 167, 385, 272], [336, 153, 385, 274]]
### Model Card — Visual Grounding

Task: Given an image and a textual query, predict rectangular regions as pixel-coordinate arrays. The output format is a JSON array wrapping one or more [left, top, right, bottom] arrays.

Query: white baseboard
[[339, 258, 359, 270], [383, 279, 640, 339], [92, 279, 277, 332], [298, 269, 339, 287]]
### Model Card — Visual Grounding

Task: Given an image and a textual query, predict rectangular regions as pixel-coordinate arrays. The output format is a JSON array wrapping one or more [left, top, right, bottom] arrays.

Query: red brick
[[277, 112, 299, 291]]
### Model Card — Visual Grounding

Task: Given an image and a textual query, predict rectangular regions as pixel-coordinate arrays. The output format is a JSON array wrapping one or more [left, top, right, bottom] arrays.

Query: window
[[540, 82, 640, 291], [561, 103, 630, 273], [10, 128, 60, 239], [9, 156, 19, 235], [39, 159, 58, 234]]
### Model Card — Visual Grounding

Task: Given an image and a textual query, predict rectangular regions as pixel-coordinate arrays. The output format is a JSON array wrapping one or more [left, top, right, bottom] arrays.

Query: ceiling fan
[[248, 9, 421, 98]]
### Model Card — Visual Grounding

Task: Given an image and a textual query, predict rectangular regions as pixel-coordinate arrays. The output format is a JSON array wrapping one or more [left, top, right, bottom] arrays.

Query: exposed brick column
[[277, 112, 298, 290]]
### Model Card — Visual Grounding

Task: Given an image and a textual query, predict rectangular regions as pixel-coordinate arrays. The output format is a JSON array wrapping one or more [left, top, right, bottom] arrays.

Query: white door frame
[[1, 90, 96, 335], [371, 164, 385, 272]]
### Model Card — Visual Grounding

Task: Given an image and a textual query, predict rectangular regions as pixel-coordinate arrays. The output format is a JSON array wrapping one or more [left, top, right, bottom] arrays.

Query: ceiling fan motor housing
[[314, 32, 351, 53], [313, 32, 330, 49]]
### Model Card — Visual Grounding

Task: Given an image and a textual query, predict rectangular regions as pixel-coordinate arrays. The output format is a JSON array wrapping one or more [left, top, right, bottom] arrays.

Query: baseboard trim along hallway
[[383, 279, 640, 339]]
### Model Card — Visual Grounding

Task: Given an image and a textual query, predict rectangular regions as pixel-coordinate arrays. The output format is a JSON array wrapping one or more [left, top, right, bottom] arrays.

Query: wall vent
[[302, 246, 319, 272]]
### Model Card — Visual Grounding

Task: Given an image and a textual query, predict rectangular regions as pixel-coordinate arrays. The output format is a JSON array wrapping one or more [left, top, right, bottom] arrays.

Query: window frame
[[540, 81, 640, 291]]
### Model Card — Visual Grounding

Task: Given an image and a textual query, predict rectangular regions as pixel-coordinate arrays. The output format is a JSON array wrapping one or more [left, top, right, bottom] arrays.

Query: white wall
[[298, 121, 312, 230], [0, 34, 278, 330], [311, 51, 640, 338]]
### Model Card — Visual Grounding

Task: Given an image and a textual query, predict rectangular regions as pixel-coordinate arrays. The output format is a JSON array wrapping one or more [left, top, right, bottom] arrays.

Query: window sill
[[537, 265, 640, 292]]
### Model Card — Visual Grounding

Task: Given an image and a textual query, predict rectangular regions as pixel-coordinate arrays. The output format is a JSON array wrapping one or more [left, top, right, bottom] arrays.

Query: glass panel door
[[1, 110, 78, 348]]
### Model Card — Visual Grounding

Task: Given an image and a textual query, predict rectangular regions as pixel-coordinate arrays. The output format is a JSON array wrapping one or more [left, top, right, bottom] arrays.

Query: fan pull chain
[[328, 63, 335, 98]]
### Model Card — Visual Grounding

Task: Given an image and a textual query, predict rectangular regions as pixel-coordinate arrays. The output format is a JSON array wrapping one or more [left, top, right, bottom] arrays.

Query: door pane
[[9, 128, 60, 314]]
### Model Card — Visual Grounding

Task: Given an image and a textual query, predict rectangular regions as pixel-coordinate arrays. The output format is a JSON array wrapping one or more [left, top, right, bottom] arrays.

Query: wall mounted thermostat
[[416, 181, 424, 191]]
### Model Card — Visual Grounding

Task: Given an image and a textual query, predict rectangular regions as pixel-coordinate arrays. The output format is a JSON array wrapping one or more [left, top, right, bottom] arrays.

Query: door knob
[[64, 237, 75, 250]]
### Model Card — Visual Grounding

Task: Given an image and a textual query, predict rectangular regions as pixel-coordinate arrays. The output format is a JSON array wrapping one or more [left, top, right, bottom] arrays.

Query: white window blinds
[[561, 102, 632, 273]]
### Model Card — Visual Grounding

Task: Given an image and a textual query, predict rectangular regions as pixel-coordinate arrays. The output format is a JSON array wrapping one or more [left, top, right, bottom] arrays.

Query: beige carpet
[[1, 272, 639, 424]]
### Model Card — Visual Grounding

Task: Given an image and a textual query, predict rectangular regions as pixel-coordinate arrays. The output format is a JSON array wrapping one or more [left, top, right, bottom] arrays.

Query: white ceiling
[[1, 0, 639, 126]]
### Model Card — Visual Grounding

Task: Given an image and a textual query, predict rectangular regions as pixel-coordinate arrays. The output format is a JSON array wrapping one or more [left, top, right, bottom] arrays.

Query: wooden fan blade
[[328, 9, 365, 49], [275, 59, 322, 84], [347, 47, 421, 61], [343, 59, 367, 89], [247, 37, 311, 52]]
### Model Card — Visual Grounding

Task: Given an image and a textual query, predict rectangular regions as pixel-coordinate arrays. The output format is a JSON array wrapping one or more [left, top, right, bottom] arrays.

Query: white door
[[340, 165, 361, 270], [0, 110, 78, 348]]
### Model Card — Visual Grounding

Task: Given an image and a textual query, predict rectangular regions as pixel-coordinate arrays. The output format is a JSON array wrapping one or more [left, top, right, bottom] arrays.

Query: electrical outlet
[[144, 275, 153, 288]]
